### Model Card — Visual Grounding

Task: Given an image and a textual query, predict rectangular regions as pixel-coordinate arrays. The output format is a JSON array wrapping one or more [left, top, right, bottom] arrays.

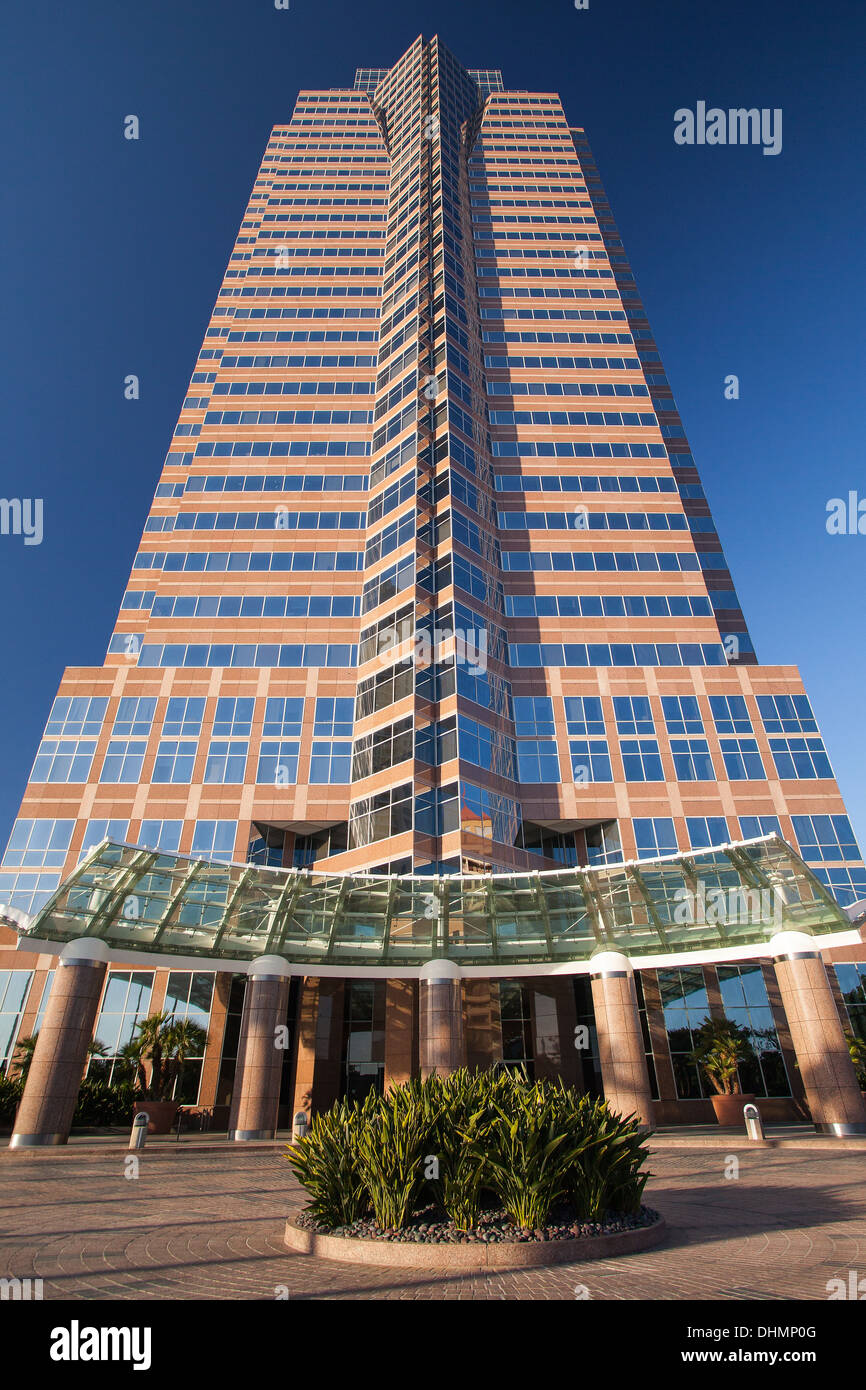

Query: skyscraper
[[3, 36, 866, 1142]]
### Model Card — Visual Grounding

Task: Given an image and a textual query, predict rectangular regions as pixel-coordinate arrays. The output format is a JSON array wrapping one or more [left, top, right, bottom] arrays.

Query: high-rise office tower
[[3, 36, 866, 1140]]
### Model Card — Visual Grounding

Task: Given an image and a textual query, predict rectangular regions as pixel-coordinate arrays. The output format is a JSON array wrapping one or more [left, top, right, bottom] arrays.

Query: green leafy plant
[[73, 1078, 138, 1127], [354, 1077, 443, 1229], [286, 1095, 372, 1228], [478, 1076, 577, 1229], [688, 1017, 756, 1096], [567, 1095, 651, 1219], [0, 1073, 23, 1126], [427, 1069, 496, 1230], [286, 1069, 654, 1235], [847, 1035, 866, 1089]]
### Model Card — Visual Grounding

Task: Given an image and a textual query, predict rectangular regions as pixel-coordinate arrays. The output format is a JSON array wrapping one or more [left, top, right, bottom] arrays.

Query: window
[[30, 738, 98, 784], [79, 820, 130, 860], [572, 976, 602, 1095], [757, 693, 818, 734], [716, 965, 790, 1096], [112, 696, 157, 737], [152, 740, 198, 784], [138, 821, 183, 854], [459, 781, 521, 846], [709, 694, 752, 734], [162, 697, 206, 738], [767, 737, 832, 780], [342, 981, 385, 1102], [191, 822, 236, 862], [0, 868, 62, 915], [2, 819, 74, 868], [658, 966, 710, 1098], [212, 697, 255, 737], [619, 738, 663, 781], [0, 971, 33, 1073], [613, 695, 655, 735], [516, 739, 560, 782], [203, 740, 248, 784], [584, 820, 622, 865], [738, 814, 782, 841], [33, 971, 55, 1033], [262, 697, 304, 738], [634, 974, 659, 1099], [256, 741, 299, 785], [633, 818, 678, 859], [563, 696, 605, 737], [88, 970, 153, 1085], [309, 741, 352, 783], [670, 738, 714, 780], [99, 739, 148, 783], [44, 696, 107, 737], [162, 971, 214, 1103], [686, 817, 730, 850], [792, 816, 866, 905], [661, 695, 703, 734], [349, 783, 413, 847], [313, 697, 354, 737], [719, 737, 765, 780], [499, 981, 534, 1078], [0, 817, 75, 917], [835, 963, 866, 1043], [569, 738, 613, 783], [513, 695, 555, 738], [450, 716, 510, 776], [353, 716, 414, 780], [792, 814, 861, 862]]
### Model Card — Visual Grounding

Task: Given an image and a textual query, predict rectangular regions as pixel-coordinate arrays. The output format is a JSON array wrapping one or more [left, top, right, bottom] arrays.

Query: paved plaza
[[1, 1139, 864, 1300]]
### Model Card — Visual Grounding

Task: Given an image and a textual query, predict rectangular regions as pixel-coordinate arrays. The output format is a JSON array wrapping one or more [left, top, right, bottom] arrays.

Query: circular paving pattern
[[0, 1144, 864, 1300]]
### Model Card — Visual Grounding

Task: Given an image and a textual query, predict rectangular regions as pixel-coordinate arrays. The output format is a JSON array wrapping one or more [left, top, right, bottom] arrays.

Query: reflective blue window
[[686, 816, 730, 850], [613, 696, 655, 736], [633, 817, 678, 858]]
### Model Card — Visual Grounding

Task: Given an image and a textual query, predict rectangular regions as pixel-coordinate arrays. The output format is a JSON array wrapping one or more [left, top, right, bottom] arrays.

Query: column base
[[8, 1133, 66, 1148], [816, 1121, 866, 1137], [229, 1128, 277, 1142]]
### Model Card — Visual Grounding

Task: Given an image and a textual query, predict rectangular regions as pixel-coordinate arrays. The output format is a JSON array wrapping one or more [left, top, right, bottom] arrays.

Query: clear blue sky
[[0, 0, 864, 854]]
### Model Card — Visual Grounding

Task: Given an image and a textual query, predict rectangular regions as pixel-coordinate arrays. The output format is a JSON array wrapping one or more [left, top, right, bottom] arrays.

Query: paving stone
[[0, 1146, 863, 1300]]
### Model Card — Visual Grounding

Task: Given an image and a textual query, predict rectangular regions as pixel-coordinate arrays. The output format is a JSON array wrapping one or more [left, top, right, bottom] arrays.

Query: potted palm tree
[[128, 1011, 209, 1133], [689, 1017, 757, 1126]]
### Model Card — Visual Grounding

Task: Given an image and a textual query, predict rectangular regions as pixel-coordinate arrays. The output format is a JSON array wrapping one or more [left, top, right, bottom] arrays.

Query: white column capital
[[60, 938, 110, 964], [590, 949, 632, 976], [419, 958, 462, 980], [247, 954, 293, 979], [768, 930, 817, 958]]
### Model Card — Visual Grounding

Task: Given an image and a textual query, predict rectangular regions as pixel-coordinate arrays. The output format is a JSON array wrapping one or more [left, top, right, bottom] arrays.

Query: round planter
[[133, 1100, 179, 1135], [284, 1214, 666, 1270], [710, 1093, 756, 1127]]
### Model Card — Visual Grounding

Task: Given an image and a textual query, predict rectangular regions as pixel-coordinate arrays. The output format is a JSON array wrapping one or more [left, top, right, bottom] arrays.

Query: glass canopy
[[14, 835, 853, 971]]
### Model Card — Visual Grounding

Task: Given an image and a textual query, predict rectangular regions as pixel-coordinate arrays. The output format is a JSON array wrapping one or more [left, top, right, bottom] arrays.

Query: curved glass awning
[[12, 834, 859, 975]]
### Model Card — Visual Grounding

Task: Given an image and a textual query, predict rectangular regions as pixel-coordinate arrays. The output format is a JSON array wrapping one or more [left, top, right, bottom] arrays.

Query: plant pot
[[133, 1100, 179, 1135], [710, 1093, 756, 1127]]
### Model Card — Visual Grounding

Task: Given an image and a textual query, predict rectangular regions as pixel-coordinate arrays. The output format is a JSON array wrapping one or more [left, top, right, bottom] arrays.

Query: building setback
[[2, 36, 866, 1139]]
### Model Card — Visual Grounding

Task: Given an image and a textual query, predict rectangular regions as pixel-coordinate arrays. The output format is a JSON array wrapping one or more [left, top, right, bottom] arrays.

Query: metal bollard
[[292, 1111, 309, 1142], [129, 1113, 149, 1150], [743, 1102, 764, 1142]]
